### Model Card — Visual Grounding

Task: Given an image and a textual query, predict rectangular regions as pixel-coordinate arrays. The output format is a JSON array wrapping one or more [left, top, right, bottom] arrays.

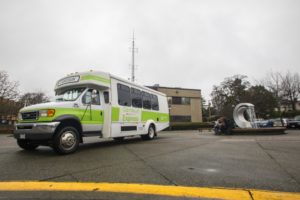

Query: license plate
[[20, 134, 26, 139]]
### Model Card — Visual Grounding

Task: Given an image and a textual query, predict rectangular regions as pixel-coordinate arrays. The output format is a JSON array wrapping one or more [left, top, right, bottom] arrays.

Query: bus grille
[[21, 111, 38, 120]]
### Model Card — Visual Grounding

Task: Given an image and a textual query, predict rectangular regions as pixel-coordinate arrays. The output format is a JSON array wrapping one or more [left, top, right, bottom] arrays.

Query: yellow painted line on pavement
[[0, 181, 299, 200], [251, 189, 300, 200]]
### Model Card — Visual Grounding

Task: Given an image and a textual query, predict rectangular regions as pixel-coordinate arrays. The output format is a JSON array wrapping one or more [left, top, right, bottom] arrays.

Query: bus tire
[[141, 125, 156, 140], [113, 137, 124, 142], [17, 139, 39, 150], [53, 126, 79, 154]]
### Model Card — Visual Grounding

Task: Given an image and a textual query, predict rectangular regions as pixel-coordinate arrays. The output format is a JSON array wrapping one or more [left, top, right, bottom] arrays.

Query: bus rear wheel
[[17, 139, 39, 150], [141, 125, 156, 140], [53, 126, 79, 154]]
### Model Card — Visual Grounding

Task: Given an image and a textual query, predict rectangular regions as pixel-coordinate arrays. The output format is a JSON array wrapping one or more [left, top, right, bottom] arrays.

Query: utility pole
[[130, 32, 137, 82], [208, 101, 211, 121]]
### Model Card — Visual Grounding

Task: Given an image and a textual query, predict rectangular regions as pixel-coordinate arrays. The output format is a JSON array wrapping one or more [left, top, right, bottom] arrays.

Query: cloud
[[0, 0, 299, 100]]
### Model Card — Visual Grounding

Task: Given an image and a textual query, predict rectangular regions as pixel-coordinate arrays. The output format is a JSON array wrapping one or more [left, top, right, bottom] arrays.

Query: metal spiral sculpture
[[233, 103, 257, 128]]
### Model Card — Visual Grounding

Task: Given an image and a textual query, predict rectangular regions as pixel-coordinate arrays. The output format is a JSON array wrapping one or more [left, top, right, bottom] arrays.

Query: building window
[[171, 97, 190, 105], [117, 83, 131, 106], [171, 115, 191, 122], [172, 97, 182, 104], [182, 97, 190, 105]]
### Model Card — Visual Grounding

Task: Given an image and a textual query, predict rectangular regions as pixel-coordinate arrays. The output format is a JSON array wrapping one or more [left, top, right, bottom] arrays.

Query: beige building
[[277, 100, 300, 112], [149, 86, 203, 122]]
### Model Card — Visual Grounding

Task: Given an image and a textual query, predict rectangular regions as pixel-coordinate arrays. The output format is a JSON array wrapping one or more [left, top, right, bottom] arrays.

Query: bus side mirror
[[84, 93, 92, 105], [91, 89, 98, 101]]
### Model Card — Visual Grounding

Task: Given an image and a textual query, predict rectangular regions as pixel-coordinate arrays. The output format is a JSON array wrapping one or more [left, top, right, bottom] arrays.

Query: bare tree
[[0, 71, 19, 100], [19, 92, 50, 107], [263, 71, 300, 111], [263, 71, 283, 111], [281, 71, 300, 111]]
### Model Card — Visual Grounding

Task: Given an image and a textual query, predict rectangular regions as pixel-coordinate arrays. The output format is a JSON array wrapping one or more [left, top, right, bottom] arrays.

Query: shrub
[[271, 110, 300, 119]]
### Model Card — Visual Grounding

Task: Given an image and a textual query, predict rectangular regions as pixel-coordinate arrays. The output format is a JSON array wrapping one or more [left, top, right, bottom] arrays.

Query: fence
[[0, 115, 16, 134]]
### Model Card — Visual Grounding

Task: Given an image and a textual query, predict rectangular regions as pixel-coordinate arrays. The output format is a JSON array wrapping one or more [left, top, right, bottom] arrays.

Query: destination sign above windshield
[[57, 75, 80, 86]]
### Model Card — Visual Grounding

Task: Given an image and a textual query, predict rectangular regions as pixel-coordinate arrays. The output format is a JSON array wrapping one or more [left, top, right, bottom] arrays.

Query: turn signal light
[[47, 109, 55, 117], [40, 109, 56, 117]]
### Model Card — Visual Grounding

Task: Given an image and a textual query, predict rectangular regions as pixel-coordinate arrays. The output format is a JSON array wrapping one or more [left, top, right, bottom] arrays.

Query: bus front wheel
[[53, 126, 79, 154]]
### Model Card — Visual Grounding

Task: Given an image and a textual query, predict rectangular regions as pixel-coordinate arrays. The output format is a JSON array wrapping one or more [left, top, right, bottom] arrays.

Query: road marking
[[220, 139, 255, 142], [251, 189, 300, 200], [0, 181, 299, 200]]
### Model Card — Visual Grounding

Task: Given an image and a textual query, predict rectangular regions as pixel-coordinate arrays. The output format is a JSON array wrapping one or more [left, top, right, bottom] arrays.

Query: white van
[[14, 71, 169, 154]]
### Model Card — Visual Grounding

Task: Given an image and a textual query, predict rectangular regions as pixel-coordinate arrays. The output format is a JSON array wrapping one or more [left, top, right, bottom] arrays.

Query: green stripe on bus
[[80, 75, 111, 84], [81, 121, 104, 125], [19, 107, 169, 124], [142, 111, 169, 122], [20, 107, 104, 124], [111, 107, 120, 122]]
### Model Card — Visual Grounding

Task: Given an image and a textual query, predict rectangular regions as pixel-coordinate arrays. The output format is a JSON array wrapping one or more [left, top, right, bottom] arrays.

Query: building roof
[[147, 85, 201, 92]]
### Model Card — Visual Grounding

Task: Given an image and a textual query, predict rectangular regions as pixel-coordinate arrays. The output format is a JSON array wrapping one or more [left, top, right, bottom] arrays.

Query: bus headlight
[[39, 109, 56, 117]]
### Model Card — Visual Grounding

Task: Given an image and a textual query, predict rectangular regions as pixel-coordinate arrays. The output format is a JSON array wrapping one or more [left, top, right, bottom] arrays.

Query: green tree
[[211, 75, 250, 118], [245, 85, 277, 118]]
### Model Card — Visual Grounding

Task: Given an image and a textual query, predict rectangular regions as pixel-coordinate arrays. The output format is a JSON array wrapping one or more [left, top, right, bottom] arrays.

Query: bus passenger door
[[102, 91, 111, 138], [81, 89, 104, 134]]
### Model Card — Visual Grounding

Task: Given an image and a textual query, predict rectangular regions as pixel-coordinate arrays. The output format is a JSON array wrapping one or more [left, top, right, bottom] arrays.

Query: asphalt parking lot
[[0, 130, 300, 199]]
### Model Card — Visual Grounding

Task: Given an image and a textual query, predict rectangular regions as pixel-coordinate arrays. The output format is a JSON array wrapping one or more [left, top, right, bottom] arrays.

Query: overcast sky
[[0, 0, 299, 101]]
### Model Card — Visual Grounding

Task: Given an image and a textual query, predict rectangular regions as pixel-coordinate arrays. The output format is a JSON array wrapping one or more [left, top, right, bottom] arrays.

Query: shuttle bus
[[14, 71, 169, 154]]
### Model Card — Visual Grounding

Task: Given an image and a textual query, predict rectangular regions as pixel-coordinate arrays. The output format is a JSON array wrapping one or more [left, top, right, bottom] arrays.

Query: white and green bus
[[14, 71, 169, 154]]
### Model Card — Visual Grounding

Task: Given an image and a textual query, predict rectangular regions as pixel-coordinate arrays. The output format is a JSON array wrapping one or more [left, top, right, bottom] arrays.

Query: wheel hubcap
[[149, 127, 155, 138], [60, 131, 76, 150]]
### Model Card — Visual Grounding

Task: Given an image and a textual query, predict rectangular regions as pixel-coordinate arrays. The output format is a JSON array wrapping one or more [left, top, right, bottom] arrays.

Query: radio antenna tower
[[130, 32, 137, 82]]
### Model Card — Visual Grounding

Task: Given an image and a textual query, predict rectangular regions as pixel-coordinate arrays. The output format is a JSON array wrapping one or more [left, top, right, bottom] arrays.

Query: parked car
[[254, 119, 273, 128], [271, 118, 288, 127], [287, 115, 300, 129]]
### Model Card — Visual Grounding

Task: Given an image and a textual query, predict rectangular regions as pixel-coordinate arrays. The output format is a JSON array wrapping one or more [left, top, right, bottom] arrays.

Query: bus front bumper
[[14, 122, 60, 140]]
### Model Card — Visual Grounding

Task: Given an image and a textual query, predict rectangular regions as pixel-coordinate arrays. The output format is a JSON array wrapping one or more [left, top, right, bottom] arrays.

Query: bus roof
[[54, 70, 166, 97], [110, 73, 166, 97]]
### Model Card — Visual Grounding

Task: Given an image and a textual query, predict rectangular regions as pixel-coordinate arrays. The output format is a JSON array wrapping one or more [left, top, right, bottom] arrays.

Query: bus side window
[[104, 91, 109, 104], [151, 94, 159, 110], [92, 90, 100, 105], [82, 90, 92, 105], [131, 88, 142, 108], [82, 89, 100, 105], [142, 92, 151, 109], [117, 83, 132, 107]]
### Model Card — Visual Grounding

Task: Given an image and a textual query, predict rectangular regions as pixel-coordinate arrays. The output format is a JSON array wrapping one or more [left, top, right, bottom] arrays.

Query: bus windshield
[[56, 88, 86, 102]]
